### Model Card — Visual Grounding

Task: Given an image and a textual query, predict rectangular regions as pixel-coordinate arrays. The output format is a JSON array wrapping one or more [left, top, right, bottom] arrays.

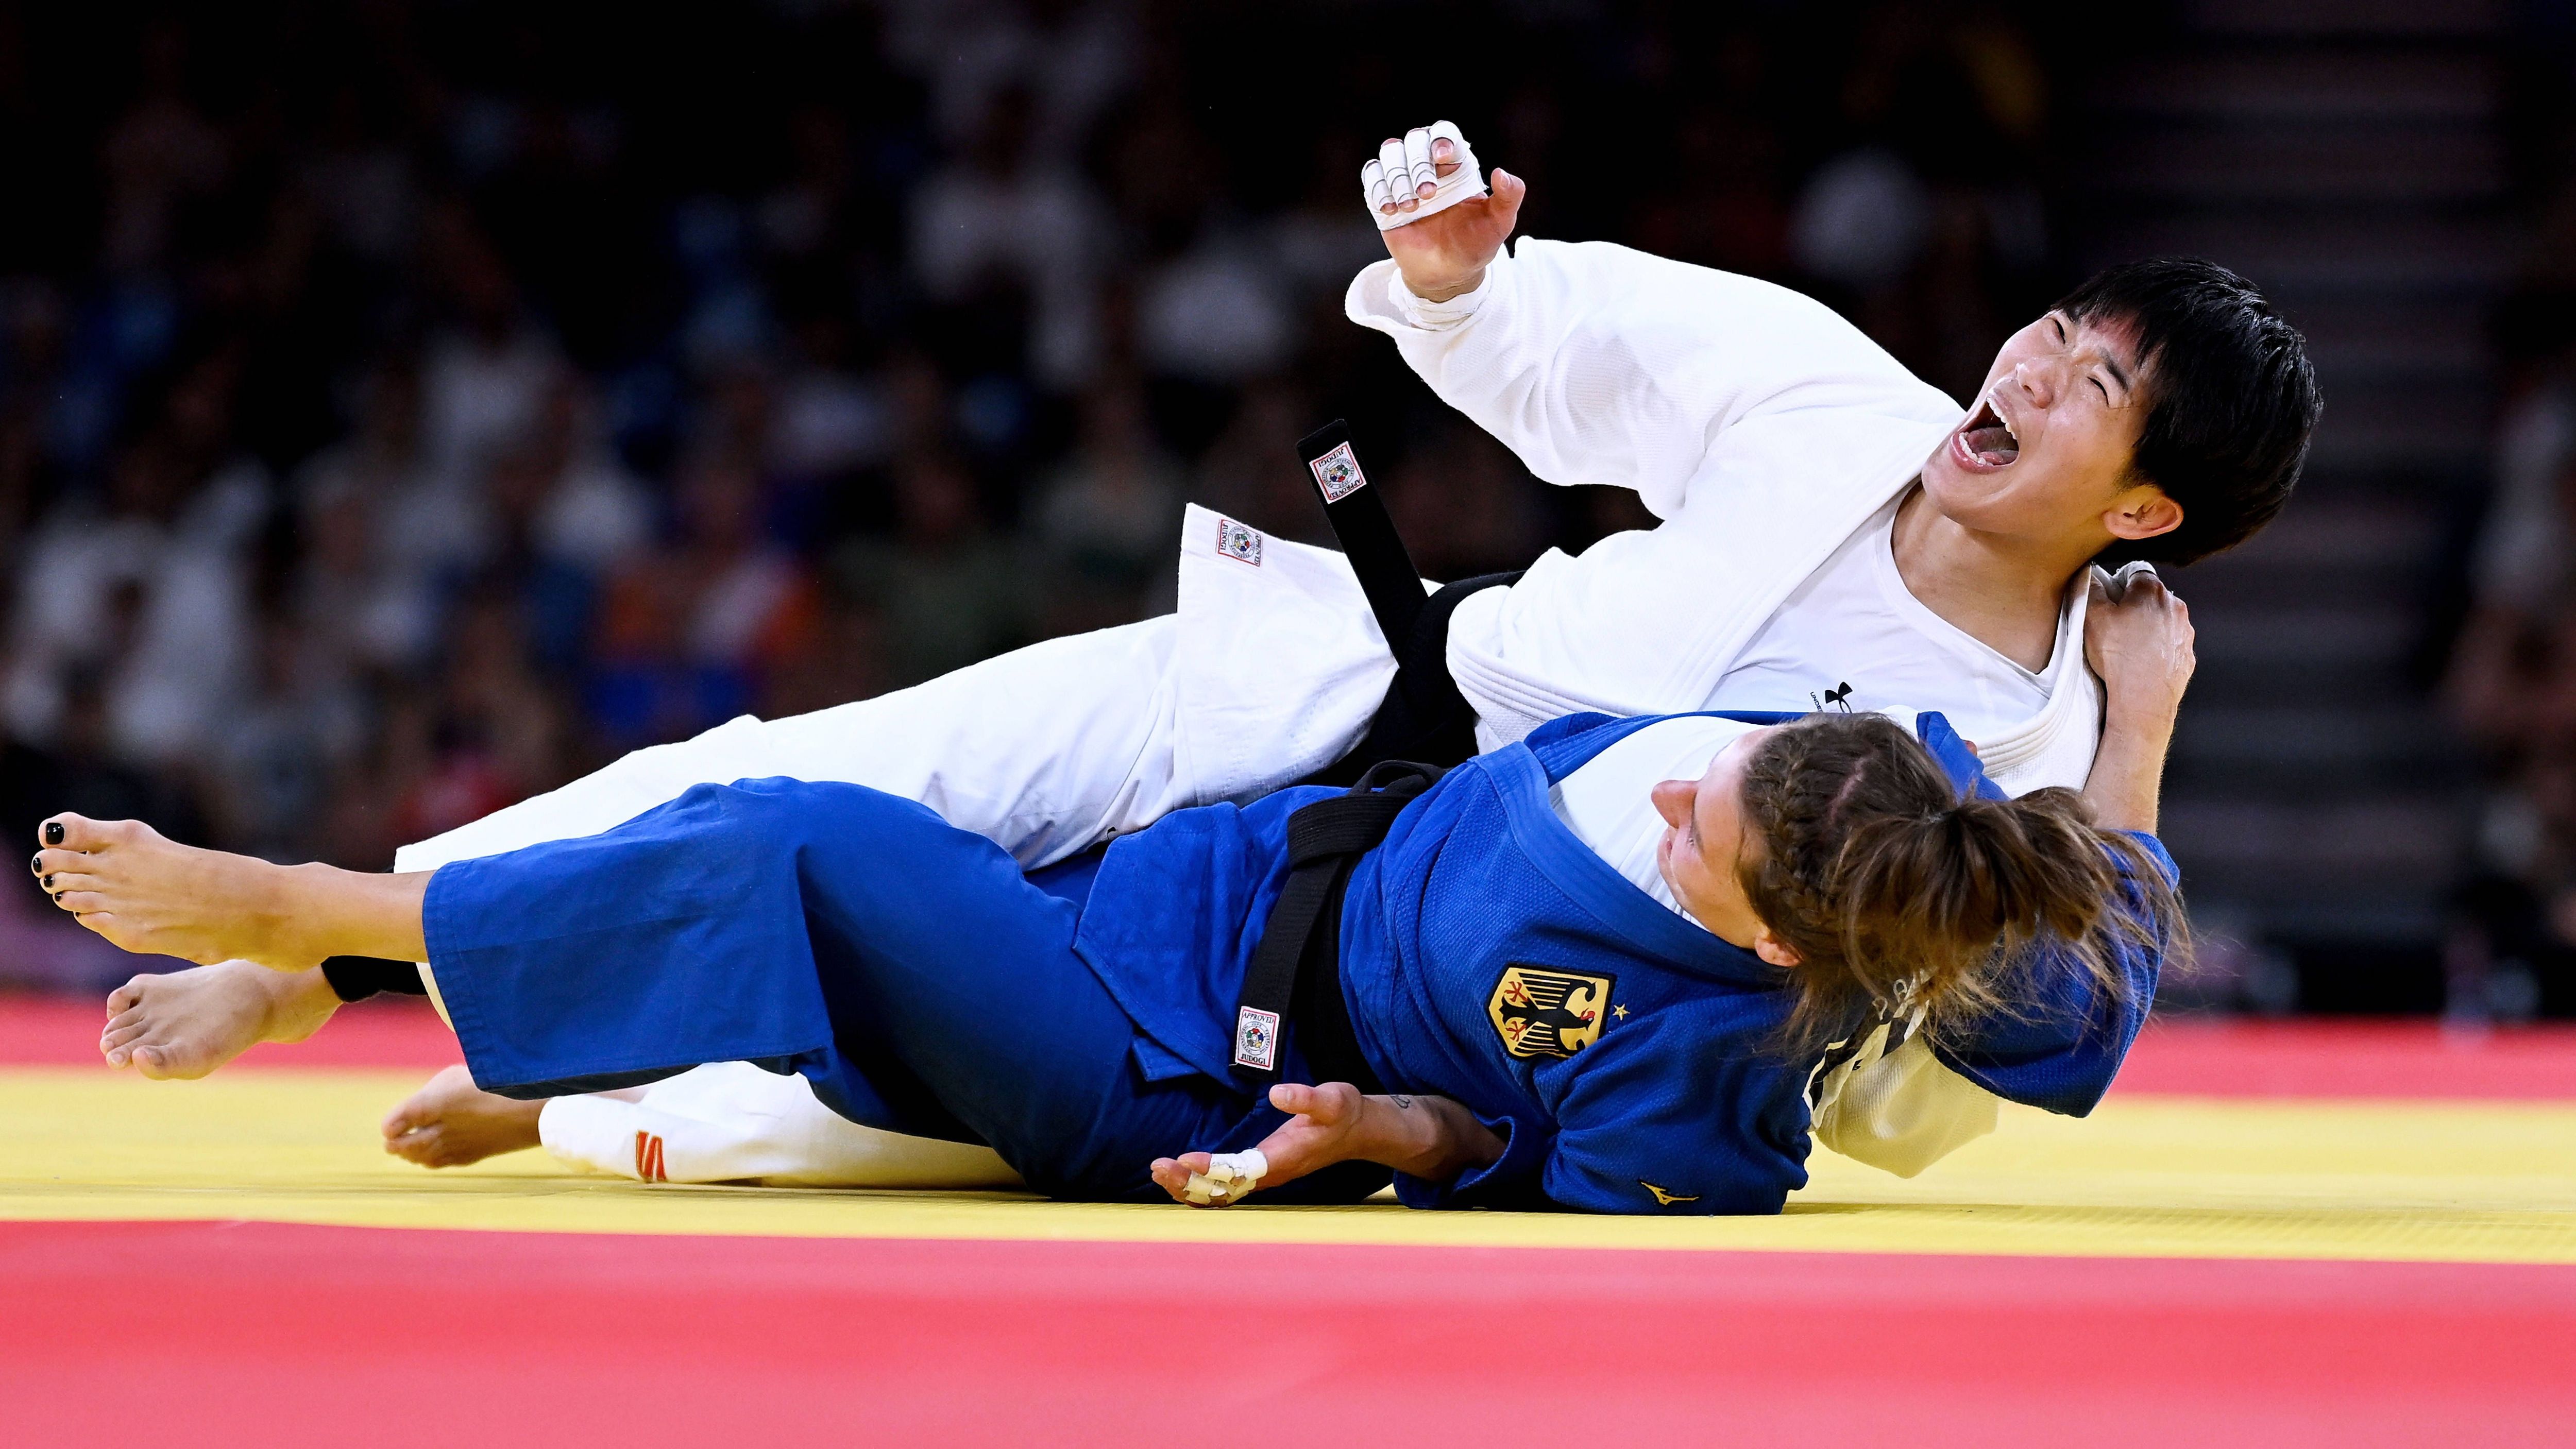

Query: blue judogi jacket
[[1073, 711, 2174, 1216]]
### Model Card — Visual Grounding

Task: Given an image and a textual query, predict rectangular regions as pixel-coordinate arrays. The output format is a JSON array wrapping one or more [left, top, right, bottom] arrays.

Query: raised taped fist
[[1361, 121, 1485, 230]]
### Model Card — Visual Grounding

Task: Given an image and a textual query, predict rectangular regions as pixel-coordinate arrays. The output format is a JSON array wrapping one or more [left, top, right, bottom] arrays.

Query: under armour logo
[[1812, 681, 1855, 713]]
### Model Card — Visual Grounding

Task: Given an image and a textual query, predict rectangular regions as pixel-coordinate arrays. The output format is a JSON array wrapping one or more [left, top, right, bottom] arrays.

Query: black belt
[[1229, 421, 1523, 1088], [1297, 419, 1427, 654], [1294, 419, 1522, 787], [1229, 759, 1440, 1089]]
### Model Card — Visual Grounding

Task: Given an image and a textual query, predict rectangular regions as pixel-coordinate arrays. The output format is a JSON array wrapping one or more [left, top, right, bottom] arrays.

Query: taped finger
[[1429, 118, 1465, 175], [1404, 126, 1436, 198], [1361, 157, 1392, 214], [1377, 137, 1409, 210], [1179, 1148, 1270, 1207]]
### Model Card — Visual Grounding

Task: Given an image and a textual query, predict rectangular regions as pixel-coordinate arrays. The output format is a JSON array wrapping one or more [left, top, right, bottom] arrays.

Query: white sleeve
[[396, 615, 1193, 874], [1343, 238, 1955, 519], [1809, 1027, 2001, 1178]]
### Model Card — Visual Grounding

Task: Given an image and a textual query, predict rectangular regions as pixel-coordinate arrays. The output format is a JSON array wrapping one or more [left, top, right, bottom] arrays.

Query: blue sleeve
[[1393, 1106, 1559, 1211], [1932, 831, 2176, 1117], [1399, 1008, 1810, 1216]]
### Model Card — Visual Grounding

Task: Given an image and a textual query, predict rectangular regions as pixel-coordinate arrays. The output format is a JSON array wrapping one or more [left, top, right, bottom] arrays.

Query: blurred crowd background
[[0, 0, 2564, 1021]]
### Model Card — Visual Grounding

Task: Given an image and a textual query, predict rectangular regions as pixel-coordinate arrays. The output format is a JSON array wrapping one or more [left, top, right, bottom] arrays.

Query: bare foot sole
[[99, 961, 341, 1080], [35, 814, 317, 969], [382, 1065, 545, 1169]]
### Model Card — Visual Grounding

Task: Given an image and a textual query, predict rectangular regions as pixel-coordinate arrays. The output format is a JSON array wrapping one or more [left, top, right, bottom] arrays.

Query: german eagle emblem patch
[[1488, 965, 1615, 1060]]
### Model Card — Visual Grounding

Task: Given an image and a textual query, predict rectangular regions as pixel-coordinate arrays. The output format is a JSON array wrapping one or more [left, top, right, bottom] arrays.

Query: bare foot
[[32, 813, 424, 970], [99, 961, 341, 1079], [382, 1065, 545, 1168], [35, 815, 317, 968]]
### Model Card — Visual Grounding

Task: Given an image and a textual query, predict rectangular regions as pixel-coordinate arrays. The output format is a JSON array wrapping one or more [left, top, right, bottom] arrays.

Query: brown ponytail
[[1735, 713, 2183, 1056]]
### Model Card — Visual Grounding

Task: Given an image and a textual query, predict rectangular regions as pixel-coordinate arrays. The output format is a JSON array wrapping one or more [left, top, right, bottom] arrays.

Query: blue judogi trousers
[[421, 778, 1306, 1201]]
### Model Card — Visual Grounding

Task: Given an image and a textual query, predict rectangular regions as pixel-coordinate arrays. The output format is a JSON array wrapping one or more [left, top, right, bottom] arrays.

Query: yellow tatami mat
[[5, 1065, 2571, 1263]]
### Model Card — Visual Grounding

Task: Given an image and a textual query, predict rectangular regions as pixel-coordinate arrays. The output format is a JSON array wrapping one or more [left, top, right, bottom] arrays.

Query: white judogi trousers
[[540, 1061, 1024, 1188]]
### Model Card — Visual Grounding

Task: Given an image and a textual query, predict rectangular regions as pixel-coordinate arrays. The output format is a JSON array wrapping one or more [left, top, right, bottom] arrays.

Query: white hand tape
[[1403, 127, 1435, 194], [1372, 135, 1407, 210], [1359, 121, 1485, 232], [1179, 1148, 1270, 1207]]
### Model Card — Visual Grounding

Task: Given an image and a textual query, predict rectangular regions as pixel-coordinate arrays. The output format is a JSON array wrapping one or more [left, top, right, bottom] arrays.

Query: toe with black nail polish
[[27, 853, 40, 874], [43, 822, 62, 845]]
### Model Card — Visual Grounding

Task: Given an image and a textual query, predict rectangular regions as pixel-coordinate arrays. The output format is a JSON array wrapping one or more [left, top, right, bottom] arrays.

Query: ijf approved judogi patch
[[1488, 965, 1614, 1060], [1231, 1006, 1280, 1070], [1215, 515, 1263, 566], [1307, 441, 1368, 502]]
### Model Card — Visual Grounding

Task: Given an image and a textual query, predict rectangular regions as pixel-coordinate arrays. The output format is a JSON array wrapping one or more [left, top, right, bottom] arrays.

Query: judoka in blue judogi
[[414, 709, 2173, 1216]]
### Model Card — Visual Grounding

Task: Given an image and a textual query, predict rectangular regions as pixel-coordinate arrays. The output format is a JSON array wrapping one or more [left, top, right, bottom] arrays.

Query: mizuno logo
[[1640, 1181, 1699, 1207]]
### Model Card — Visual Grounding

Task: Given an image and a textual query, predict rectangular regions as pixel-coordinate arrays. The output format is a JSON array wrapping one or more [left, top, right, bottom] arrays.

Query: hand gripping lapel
[[1230, 759, 1442, 1089]]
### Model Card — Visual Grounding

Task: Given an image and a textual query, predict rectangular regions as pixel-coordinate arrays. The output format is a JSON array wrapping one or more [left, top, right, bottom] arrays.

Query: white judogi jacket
[[1168, 238, 2100, 805], [415, 240, 2098, 1185]]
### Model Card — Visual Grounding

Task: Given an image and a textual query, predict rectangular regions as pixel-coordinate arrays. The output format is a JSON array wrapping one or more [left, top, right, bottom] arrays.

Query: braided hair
[[1735, 713, 2180, 1056]]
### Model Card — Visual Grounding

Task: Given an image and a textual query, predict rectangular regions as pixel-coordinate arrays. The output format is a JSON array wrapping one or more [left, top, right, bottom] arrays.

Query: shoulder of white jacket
[[1515, 236, 1832, 302], [1518, 241, 1960, 391]]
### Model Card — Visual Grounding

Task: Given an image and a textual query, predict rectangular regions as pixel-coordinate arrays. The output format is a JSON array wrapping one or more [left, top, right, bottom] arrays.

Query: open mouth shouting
[[1948, 390, 2021, 472]]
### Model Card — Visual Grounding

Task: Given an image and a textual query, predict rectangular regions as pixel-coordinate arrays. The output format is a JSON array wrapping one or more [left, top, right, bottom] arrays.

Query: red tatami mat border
[[2111, 1016, 2576, 1099], [4, 1221, 2570, 1447]]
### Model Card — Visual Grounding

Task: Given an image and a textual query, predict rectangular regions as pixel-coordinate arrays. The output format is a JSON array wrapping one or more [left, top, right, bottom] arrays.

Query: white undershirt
[[1551, 715, 1761, 925], [1553, 492, 2081, 931], [1711, 497, 2066, 743]]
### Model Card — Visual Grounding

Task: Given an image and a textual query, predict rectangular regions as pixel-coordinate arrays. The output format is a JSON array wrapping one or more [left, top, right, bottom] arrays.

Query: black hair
[[2054, 257, 2321, 567]]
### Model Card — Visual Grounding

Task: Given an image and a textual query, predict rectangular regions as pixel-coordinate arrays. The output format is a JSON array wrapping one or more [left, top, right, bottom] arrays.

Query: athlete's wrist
[[1404, 265, 1487, 304], [2100, 682, 2181, 736], [2102, 701, 2180, 742]]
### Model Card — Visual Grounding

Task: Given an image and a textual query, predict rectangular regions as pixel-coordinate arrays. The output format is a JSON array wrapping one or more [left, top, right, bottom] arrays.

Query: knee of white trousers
[[395, 615, 1192, 876], [394, 713, 781, 873], [758, 615, 1191, 865]]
